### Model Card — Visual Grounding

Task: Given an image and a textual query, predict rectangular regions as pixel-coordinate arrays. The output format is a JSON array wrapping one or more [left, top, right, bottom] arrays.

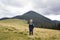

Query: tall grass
[[0, 19, 60, 40]]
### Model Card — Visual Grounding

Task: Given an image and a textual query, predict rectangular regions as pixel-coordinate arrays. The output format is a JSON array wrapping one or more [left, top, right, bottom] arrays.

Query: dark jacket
[[29, 22, 34, 30]]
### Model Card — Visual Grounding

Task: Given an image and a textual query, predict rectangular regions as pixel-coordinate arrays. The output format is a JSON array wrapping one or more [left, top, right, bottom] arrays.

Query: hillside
[[13, 11, 56, 29], [0, 19, 60, 40]]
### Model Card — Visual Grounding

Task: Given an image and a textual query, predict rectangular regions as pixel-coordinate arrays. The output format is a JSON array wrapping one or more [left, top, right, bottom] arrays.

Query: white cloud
[[33, 0, 60, 15], [0, 0, 30, 7], [44, 15, 60, 21], [0, 0, 33, 18]]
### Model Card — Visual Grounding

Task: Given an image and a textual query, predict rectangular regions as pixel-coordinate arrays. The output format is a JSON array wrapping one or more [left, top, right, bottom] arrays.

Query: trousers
[[29, 25, 34, 35]]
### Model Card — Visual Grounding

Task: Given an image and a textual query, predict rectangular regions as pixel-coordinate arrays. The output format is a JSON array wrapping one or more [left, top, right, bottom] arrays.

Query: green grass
[[0, 19, 60, 40]]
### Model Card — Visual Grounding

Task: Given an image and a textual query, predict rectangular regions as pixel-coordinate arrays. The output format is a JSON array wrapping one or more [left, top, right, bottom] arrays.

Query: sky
[[0, 0, 60, 21]]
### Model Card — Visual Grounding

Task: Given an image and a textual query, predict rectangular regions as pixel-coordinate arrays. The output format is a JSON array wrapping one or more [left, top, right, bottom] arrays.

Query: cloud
[[0, 0, 33, 18], [1, 0, 60, 15], [32, 0, 60, 15], [44, 15, 60, 20], [0, 0, 30, 7], [0, 2, 19, 17]]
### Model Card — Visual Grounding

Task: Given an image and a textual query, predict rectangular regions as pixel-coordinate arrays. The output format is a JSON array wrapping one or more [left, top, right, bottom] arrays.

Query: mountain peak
[[27, 11, 36, 13], [28, 11, 35, 12], [22, 10, 41, 16]]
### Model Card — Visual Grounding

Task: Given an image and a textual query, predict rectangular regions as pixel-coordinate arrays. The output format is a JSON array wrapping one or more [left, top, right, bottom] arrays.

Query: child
[[29, 19, 34, 35]]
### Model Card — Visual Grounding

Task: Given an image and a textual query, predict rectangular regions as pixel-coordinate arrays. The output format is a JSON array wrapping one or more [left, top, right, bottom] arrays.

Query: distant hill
[[53, 20, 60, 29], [13, 11, 56, 29], [0, 17, 10, 20], [53, 20, 60, 24]]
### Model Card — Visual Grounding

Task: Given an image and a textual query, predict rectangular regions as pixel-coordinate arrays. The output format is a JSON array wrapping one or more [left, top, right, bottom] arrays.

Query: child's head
[[30, 19, 33, 23]]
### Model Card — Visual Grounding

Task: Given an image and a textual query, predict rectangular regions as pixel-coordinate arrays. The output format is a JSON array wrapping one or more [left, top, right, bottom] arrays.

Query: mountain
[[53, 20, 60, 24], [13, 11, 56, 29], [53, 20, 60, 29]]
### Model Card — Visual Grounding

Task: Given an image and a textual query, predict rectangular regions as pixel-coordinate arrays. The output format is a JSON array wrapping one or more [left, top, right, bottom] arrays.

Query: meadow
[[0, 19, 60, 40]]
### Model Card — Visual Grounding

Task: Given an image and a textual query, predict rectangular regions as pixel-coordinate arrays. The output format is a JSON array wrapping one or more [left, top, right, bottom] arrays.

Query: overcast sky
[[0, 0, 60, 21]]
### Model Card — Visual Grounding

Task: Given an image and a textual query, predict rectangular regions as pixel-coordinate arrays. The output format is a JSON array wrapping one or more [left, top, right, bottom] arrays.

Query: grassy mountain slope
[[0, 19, 60, 40]]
